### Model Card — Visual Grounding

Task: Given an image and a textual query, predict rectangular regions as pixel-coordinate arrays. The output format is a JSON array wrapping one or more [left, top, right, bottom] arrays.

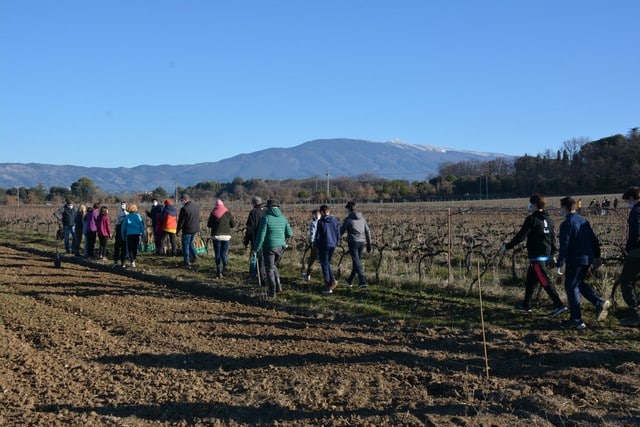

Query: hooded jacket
[[315, 214, 340, 249], [505, 210, 556, 260], [159, 204, 178, 233], [340, 211, 372, 245], [254, 207, 293, 251]]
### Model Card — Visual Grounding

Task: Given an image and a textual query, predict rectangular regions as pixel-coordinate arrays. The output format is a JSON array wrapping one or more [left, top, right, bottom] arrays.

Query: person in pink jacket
[[96, 206, 112, 259]]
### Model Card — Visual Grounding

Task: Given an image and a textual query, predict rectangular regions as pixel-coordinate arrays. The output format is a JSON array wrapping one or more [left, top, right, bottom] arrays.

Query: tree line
[[2, 128, 638, 206]]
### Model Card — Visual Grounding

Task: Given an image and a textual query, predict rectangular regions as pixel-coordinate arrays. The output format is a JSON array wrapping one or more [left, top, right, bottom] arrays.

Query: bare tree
[[561, 137, 590, 161]]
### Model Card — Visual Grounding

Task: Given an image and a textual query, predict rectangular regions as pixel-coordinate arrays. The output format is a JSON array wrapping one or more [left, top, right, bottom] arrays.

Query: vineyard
[[1, 200, 639, 426]]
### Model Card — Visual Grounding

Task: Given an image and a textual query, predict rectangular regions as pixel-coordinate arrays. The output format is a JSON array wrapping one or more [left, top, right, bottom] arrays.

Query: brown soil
[[1, 244, 639, 426]]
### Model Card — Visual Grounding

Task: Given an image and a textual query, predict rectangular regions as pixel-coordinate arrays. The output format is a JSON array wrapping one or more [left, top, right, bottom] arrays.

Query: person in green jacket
[[255, 200, 293, 297]]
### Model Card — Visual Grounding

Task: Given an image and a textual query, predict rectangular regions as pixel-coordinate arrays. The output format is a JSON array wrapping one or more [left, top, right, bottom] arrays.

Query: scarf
[[211, 199, 229, 219]]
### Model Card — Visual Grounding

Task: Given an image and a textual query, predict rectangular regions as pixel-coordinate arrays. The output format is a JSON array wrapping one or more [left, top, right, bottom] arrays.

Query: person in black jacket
[[176, 194, 200, 267], [243, 196, 267, 284], [619, 187, 640, 326], [503, 194, 567, 317]]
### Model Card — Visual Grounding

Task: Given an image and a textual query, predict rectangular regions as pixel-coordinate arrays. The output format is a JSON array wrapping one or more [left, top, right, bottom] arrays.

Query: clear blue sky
[[2, 1, 638, 168]]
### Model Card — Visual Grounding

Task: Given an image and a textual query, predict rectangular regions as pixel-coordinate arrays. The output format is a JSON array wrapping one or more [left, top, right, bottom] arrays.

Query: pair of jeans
[[213, 239, 230, 274], [182, 233, 197, 265], [63, 225, 76, 253], [262, 246, 284, 292], [564, 263, 603, 322], [347, 241, 366, 286], [318, 245, 336, 286]]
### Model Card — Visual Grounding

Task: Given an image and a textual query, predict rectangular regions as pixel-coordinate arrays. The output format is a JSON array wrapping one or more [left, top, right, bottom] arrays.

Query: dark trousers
[[86, 231, 97, 257], [318, 245, 336, 286], [564, 263, 602, 322], [523, 260, 564, 309], [126, 234, 141, 262], [98, 234, 108, 258], [347, 241, 367, 286], [113, 225, 127, 264], [620, 256, 640, 309]]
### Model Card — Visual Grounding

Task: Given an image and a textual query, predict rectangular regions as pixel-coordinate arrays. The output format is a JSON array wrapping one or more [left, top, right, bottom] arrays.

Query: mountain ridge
[[0, 138, 511, 192]]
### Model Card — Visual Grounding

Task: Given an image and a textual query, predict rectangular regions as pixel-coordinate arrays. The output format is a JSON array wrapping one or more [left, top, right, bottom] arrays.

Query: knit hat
[[164, 199, 173, 206]]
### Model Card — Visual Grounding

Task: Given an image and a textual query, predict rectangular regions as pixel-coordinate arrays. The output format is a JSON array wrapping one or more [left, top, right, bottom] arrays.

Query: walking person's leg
[[221, 240, 230, 275], [564, 264, 584, 324], [213, 239, 222, 276]]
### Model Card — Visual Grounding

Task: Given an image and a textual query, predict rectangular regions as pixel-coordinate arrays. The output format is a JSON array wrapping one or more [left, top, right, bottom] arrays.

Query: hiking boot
[[515, 303, 533, 313], [596, 300, 610, 321], [560, 319, 587, 331], [549, 306, 568, 317]]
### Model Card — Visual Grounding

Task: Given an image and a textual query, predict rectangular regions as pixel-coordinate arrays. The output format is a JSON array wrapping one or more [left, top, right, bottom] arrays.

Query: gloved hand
[[366, 244, 372, 253]]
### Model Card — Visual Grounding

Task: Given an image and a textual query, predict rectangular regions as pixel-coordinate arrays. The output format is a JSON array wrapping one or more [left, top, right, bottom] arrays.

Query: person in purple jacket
[[84, 203, 100, 258], [316, 204, 340, 294]]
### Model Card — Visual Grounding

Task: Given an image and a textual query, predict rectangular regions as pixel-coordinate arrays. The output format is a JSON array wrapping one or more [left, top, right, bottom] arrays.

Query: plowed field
[[1, 244, 639, 426]]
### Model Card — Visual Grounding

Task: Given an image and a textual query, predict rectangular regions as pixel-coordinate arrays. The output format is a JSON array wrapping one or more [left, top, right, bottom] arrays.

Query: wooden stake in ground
[[478, 261, 490, 379]]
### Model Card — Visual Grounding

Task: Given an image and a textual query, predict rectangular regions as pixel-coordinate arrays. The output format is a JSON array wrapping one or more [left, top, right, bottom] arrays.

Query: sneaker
[[321, 287, 333, 295], [305, 274, 311, 282], [301, 273, 307, 280], [345, 280, 353, 288], [515, 303, 533, 313], [131, 261, 136, 268], [596, 300, 610, 322], [358, 283, 368, 289], [549, 306, 568, 317], [560, 319, 587, 331]]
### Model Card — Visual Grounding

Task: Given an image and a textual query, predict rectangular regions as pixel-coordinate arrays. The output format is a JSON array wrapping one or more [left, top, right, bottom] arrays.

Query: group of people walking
[[54, 187, 640, 329], [502, 187, 640, 330], [242, 197, 372, 297]]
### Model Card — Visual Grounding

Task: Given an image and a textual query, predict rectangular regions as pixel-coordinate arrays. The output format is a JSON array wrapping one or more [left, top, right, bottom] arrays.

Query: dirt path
[[1, 245, 639, 426]]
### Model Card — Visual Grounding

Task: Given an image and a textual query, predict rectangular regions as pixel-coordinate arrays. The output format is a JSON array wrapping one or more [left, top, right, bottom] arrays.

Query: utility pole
[[326, 169, 330, 202]]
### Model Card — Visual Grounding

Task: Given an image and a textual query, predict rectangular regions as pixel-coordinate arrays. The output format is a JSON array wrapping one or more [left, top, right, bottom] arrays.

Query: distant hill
[[0, 139, 511, 192]]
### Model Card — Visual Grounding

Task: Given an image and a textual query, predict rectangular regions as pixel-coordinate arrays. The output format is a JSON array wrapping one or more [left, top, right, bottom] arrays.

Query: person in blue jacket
[[556, 196, 610, 330], [121, 203, 146, 268], [315, 204, 340, 294]]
